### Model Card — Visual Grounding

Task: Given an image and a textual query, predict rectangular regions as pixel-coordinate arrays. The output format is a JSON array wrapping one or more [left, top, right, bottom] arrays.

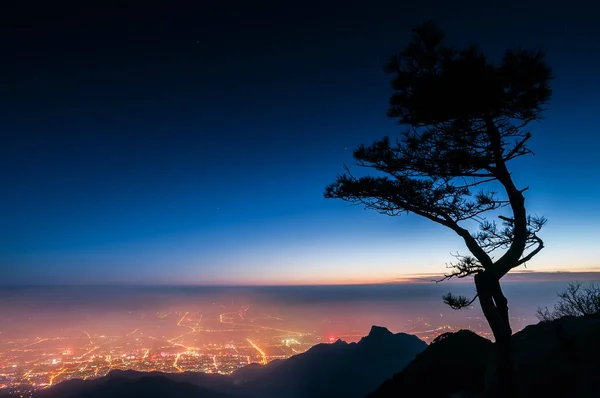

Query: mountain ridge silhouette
[[32, 325, 426, 398], [27, 317, 600, 398]]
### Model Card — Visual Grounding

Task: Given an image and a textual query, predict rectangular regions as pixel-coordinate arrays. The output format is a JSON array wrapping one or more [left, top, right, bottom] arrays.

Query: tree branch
[[515, 236, 544, 266], [443, 293, 479, 310]]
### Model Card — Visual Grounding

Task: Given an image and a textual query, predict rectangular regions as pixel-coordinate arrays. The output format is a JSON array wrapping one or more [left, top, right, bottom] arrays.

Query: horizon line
[[2, 270, 599, 289]]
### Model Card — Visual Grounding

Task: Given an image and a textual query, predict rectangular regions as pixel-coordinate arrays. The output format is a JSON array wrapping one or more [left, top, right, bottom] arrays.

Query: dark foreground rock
[[490, 315, 600, 398], [368, 329, 492, 398], [370, 315, 600, 398]]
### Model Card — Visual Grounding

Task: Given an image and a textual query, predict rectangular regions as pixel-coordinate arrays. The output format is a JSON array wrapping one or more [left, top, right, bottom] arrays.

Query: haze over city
[[0, 282, 578, 391]]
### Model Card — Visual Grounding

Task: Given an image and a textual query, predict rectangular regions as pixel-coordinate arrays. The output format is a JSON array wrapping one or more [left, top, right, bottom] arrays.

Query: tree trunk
[[475, 272, 518, 398]]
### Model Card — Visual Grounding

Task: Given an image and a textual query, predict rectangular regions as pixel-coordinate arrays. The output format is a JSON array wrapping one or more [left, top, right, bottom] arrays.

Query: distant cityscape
[[0, 302, 529, 396]]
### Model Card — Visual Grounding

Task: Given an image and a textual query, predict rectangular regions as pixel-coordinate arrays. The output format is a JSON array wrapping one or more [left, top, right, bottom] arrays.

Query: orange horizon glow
[[158, 267, 600, 287], [10, 268, 598, 288]]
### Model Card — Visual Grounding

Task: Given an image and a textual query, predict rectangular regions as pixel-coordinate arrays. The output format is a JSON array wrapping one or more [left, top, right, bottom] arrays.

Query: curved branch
[[443, 293, 479, 310], [484, 116, 529, 277], [515, 236, 544, 266]]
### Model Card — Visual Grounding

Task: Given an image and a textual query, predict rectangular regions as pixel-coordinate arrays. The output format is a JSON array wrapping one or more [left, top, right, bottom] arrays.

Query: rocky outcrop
[[485, 315, 600, 398], [371, 315, 600, 398], [369, 329, 492, 398]]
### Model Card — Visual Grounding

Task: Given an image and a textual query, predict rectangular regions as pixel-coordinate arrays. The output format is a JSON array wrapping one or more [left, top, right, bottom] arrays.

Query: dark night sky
[[2, 0, 599, 285]]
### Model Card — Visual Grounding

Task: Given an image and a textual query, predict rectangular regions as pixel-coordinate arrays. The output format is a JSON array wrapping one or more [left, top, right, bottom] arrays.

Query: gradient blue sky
[[2, 0, 599, 285]]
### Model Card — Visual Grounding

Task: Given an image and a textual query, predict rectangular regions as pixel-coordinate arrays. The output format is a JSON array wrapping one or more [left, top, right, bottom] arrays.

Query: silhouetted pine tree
[[325, 21, 552, 398]]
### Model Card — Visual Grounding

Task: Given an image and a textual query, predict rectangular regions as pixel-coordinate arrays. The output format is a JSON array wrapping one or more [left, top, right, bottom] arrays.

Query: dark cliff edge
[[368, 329, 491, 398], [369, 315, 600, 398]]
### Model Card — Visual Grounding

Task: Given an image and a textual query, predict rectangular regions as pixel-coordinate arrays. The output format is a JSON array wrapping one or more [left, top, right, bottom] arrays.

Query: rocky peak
[[367, 325, 393, 338]]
